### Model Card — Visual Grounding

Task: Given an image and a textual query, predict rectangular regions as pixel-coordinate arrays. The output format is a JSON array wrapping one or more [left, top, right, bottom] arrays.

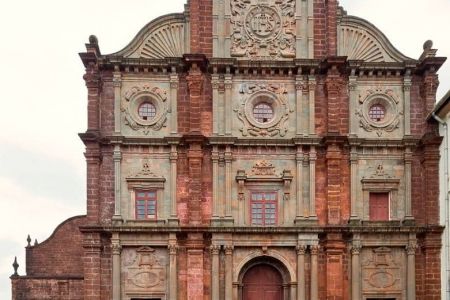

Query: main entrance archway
[[242, 263, 283, 300]]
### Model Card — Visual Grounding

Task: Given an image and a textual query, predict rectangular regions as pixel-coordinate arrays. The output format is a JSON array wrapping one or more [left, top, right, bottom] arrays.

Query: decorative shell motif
[[338, 27, 387, 62], [139, 23, 186, 59]]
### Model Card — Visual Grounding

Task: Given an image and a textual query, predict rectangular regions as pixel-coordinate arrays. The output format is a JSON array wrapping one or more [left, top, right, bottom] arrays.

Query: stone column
[[310, 245, 319, 300], [211, 244, 221, 300], [348, 74, 357, 135], [113, 146, 122, 218], [112, 236, 121, 300], [225, 146, 233, 221], [295, 76, 304, 135], [295, 146, 304, 222], [351, 237, 361, 300], [168, 236, 178, 300], [404, 147, 414, 221], [308, 75, 316, 135], [170, 71, 179, 134], [350, 146, 359, 221], [225, 245, 234, 300], [403, 75, 412, 135], [296, 244, 307, 300], [309, 146, 317, 219], [225, 73, 233, 135], [406, 236, 417, 300], [307, 0, 314, 58], [169, 144, 178, 223], [212, 73, 220, 135], [113, 67, 122, 133], [212, 146, 220, 222]]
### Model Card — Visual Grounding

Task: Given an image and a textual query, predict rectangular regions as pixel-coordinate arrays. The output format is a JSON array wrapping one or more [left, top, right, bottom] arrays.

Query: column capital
[[210, 245, 221, 255], [168, 244, 178, 255], [310, 244, 320, 255], [296, 244, 307, 255], [406, 241, 418, 255], [224, 245, 234, 255], [112, 243, 122, 255]]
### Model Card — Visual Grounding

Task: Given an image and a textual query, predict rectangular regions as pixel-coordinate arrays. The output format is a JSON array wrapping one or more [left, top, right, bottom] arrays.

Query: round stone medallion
[[245, 5, 282, 41]]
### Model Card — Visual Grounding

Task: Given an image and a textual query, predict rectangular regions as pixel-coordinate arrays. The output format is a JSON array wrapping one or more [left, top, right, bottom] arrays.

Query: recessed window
[[369, 192, 389, 221], [138, 102, 156, 121], [368, 104, 385, 122], [251, 191, 277, 225], [135, 190, 157, 220], [253, 103, 273, 123]]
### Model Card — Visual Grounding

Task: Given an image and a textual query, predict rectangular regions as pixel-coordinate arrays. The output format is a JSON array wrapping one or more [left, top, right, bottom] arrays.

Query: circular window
[[253, 103, 274, 123], [368, 104, 385, 122], [138, 102, 156, 121]]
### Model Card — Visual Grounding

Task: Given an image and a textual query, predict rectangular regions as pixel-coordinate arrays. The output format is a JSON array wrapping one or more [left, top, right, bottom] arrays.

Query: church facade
[[11, 0, 446, 299]]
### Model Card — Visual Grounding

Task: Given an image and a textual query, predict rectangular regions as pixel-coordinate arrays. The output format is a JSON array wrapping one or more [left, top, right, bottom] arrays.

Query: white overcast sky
[[0, 0, 449, 298]]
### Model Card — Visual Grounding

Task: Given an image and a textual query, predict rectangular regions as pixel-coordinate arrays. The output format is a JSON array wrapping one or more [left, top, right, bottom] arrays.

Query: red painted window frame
[[135, 189, 157, 220], [369, 192, 390, 221], [249, 191, 278, 226]]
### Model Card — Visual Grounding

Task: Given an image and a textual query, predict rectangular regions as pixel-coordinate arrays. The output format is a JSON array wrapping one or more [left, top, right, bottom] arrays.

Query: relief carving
[[356, 87, 403, 137], [122, 247, 166, 292], [230, 0, 295, 59], [235, 83, 293, 137], [362, 247, 402, 292], [122, 84, 169, 135]]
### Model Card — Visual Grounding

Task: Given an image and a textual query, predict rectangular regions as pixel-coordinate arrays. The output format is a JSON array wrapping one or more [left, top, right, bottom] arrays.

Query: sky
[[0, 0, 449, 298]]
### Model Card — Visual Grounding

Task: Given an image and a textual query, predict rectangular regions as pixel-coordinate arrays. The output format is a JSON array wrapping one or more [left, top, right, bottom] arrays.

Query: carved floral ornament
[[121, 84, 169, 135], [236, 160, 293, 201], [356, 87, 403, 137], [230, 0, 295, 59], [234, 83, 293, 137]]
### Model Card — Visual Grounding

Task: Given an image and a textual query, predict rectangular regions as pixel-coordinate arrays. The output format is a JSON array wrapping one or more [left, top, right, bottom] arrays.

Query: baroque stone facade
[[11, 1, 446, 300]]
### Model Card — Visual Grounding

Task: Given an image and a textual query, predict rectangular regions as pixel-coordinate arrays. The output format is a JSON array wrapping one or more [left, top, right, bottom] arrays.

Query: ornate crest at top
[[251, 160, 276, 176], [230, 0, 295, 59]]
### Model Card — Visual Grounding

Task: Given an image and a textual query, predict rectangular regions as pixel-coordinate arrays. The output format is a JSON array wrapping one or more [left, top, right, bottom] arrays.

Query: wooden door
[[243, 264, 283, 300], [369, 192, 389, 221]]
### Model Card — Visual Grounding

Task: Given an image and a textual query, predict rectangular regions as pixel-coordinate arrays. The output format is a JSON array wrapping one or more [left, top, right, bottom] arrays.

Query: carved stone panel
[[355, 86, 404, 138], [121, 83, 170, 135], [234, 83, 294, 137], [230, 0, 296, 59], [122, 247, 167, 295], [361, 247, 405, 297]]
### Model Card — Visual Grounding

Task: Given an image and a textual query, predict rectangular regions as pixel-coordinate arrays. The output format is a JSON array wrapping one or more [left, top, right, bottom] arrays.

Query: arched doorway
[[242, 263, 283, 300]]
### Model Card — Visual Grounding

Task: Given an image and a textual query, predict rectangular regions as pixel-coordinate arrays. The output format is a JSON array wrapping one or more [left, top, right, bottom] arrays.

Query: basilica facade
[[11, 0, 446, 299]]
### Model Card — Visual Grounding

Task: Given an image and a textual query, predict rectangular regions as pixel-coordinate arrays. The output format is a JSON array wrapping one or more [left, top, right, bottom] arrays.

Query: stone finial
[[423, 40, 433, 51], [12, 256, 19, 276], [419, 39, 437, 61], [89, 35, 98, 45], [34, 239, 38, 246], [26, 235, 31, 247]]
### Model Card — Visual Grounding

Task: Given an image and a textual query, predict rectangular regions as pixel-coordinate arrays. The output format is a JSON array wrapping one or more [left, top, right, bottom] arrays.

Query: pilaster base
[[112, 215, 123, 226], [294, 217, 318, 226], [402, 216, 415, 226], [348, 217, 361, 226], [167, 217, 180, 226]]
